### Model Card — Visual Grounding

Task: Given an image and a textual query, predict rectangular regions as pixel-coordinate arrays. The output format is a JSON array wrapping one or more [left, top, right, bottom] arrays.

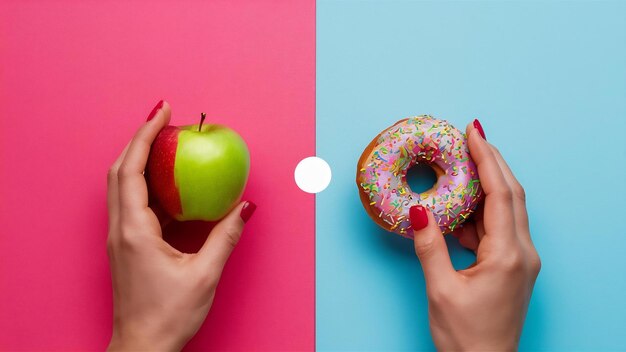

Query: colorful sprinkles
[[357, 115, 484, 237]]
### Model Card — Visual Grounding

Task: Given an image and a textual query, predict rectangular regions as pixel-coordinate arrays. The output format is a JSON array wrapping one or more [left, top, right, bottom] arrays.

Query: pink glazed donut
[[356, 115, 483, 238]]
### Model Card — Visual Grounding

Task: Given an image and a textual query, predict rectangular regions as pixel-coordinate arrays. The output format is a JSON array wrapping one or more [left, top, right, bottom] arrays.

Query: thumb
[[196, 201, 257, 276], [411, 205, 456, 284]]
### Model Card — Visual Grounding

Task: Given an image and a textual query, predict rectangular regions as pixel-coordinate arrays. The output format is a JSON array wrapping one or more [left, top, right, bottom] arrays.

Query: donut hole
[[405, 163, 438, 193]]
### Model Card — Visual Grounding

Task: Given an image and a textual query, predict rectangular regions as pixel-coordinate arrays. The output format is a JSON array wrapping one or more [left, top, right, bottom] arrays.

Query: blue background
[[316, 1, 626, 350]]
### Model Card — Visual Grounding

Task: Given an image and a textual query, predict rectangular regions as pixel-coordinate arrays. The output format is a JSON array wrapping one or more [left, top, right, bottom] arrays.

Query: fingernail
[[147, 100, 164, 121], [240, 201, 257, 223], [473, 118, 486, 140], [409, 205, 428, 231]]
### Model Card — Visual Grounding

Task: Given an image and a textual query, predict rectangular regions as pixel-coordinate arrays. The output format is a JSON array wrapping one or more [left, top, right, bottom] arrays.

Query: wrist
[[433, 333, 518, 352], [108, 325, 184, 352], [458, 339, 518, 352]]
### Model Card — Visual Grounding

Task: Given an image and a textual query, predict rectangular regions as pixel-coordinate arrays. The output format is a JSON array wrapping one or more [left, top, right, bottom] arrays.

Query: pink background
[[0, 1, 315, 350]]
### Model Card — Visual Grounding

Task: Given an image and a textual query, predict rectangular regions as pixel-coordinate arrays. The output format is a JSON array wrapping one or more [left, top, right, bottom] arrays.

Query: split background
[[1, 1, 625, 350]]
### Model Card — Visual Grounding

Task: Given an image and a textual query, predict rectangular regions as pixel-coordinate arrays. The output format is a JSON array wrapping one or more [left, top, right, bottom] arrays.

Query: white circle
[[294, 156, 332, 193]]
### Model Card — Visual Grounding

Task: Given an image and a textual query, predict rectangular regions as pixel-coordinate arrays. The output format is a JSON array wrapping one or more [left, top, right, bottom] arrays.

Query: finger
[[456, 221, 480, 252], [411, 205, 457, 287], [466, 122, 510, 196], [196, 201, 256, 279], [118, 101, 171, 210], [107, 141, 131, 230], [149, 203, 173, 228], [475, 212, 486, 241], [471, 203, 486, 241], [466, 122, 515, 241], [464, 262, 478, 271], [488, 146, 539, 260], [489, 145, 530, 233]]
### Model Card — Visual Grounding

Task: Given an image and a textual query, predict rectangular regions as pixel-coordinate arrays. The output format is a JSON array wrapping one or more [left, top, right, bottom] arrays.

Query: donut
[[356, 115, 483, 238]]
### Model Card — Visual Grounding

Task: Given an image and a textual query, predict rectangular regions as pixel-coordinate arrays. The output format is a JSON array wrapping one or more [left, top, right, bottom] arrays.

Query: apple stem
[[199, 112, 206, 132]]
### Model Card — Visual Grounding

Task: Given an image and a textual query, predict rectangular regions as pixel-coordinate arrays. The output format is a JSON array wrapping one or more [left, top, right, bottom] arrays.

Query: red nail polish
[[409, 205, 428, 231], [147, 100, 164, 121], [240, 201, 256, 223], [473, 118, 486, 140]]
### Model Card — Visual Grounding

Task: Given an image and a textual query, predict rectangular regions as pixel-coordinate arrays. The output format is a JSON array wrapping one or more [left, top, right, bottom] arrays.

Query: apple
[[146, 113, 250, 221]]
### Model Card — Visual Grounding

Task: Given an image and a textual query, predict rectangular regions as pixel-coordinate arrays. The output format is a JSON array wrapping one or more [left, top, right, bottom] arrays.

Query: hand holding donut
[[106, 101, 256, 351], [410, 120, 541, 351]]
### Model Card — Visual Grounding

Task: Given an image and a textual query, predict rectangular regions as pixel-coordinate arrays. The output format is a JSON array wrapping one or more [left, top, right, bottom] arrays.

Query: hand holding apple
[[107, 101, 257, 351], [147, 112, 250, 221]]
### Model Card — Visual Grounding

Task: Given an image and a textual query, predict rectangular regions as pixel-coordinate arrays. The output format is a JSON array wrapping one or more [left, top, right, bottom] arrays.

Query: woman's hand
[[106, 101, 256, 351], [410, 119, 541, 351]]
